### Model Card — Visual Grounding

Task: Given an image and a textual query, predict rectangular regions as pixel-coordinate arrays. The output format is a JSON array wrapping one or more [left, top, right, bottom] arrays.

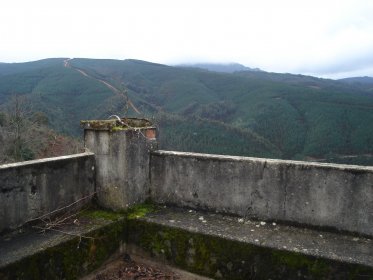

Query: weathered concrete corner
[[0, 153, 95, 233], [84, 118, 157, 211], [0, 209, 127, 280]]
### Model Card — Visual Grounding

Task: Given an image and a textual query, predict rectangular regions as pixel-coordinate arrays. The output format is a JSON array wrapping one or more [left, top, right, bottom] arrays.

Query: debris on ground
[[88, 255, 181, 280]]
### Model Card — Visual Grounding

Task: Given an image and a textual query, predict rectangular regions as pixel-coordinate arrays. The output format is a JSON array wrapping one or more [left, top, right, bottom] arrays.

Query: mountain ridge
[[176, 62, 262, 73], [0, 58, 372, 165]]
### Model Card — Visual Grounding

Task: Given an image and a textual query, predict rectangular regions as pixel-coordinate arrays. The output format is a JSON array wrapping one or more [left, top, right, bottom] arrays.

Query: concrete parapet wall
[[150, 150, 373, 236], [84, 128, 157, 211], [0, 152, 95, 232]]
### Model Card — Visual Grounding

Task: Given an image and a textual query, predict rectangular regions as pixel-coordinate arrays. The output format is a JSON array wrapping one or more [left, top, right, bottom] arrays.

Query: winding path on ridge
[[63, 58, 141, 114]]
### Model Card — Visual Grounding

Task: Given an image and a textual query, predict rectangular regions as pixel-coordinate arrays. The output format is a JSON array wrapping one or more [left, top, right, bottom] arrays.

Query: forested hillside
[[0, 58, 372, 165], [0, 94, 82, 163]]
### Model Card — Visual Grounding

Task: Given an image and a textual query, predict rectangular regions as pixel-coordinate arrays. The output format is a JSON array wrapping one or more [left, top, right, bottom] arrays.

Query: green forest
[[0, 58, 373, 165]]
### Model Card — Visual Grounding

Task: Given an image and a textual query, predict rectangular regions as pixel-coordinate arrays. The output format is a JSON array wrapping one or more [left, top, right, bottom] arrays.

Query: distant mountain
[[177, 62, 262, 73], [339, 76, 373, 84], [338, 76, 373, 92], [0, 58, 372, 165], [0, 58, 67, 76]]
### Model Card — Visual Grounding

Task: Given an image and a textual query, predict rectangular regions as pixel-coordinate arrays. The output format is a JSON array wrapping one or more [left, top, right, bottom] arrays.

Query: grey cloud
[[298, 51, 373, 76]]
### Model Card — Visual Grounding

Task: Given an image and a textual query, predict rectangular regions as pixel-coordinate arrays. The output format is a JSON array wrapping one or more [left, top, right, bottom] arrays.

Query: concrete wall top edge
[[152, 150, 373, 172], [0, 152, 95, 170], [83, 126, 156, 131]]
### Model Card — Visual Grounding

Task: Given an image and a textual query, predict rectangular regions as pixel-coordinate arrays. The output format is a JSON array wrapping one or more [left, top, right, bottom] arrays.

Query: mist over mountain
[[177, 62, 262, 73], [338, 76, 373, 91], [0, 58, 372, 165], [339, 76, 373, 85]]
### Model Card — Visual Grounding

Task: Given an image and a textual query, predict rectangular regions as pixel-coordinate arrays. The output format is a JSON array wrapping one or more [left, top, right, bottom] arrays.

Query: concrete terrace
[[0, 118, 372, 279]]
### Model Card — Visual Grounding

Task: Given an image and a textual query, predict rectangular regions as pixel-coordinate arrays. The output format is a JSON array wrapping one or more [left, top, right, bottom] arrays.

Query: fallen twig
[[32, 225, 95, 240], [27, 192, 96, 223]]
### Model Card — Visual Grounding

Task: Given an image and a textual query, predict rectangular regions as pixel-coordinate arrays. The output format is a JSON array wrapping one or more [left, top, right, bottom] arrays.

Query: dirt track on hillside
[[62, 59, 141, 114]]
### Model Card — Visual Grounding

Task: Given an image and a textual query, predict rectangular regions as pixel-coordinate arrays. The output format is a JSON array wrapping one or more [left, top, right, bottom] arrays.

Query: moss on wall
[[81, 118, 153, 132], [127, 219, 373, 280], [1, 204, 372, 279], [0, 204, 158, 280], [0, 212, 126, 279]]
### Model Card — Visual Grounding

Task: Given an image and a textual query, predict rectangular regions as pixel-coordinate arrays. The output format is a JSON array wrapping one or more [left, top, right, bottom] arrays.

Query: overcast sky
[[1, 0, 373, 78]]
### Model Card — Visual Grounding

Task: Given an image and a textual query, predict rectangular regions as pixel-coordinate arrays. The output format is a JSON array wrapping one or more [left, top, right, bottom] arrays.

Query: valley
[[0, 58, 372, 165]]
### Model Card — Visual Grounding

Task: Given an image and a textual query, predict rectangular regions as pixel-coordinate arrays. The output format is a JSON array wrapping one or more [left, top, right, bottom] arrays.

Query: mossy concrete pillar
[[82, 118, 157, 211]]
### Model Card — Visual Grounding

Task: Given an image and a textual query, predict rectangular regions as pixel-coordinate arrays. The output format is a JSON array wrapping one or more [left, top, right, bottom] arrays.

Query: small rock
[[187, 248, 196, 255], [238, 218, 244, 223], [256, 224, 260, 228], [169, 219, 175, 223], [165, 240, 171, 248], [272, 222, 277, 226], [123, 253, 132, 263], [215, 270, 223, 278], [198, 216, 204, 221], [260, 221, 266, 226], [250, 229, 255, 232], [352, 237, 359, 241], [202, 220, 207, 223], [254, 239, 259, 242]]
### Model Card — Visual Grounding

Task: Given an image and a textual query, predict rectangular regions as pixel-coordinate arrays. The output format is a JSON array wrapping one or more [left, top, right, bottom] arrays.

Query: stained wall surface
[[84, 128, 157, 211], [0, 153, 95, 232], [150, 150, 373, 236]]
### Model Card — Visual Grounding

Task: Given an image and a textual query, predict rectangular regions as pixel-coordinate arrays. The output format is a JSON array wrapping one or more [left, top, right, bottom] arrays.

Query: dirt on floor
[[81, 254, 211, 280]]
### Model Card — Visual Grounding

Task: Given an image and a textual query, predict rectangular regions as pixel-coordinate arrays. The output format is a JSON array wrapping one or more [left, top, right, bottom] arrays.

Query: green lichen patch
[[126, 203, 159, 220], [111, 126, 127, 132], [271, 250, 330, 278], [2, 203, 372, 280], [77, 203, 158, 222], [81, 118, 153, 132], [0, 217, 127, 280], [80, 119, 117, 130]]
